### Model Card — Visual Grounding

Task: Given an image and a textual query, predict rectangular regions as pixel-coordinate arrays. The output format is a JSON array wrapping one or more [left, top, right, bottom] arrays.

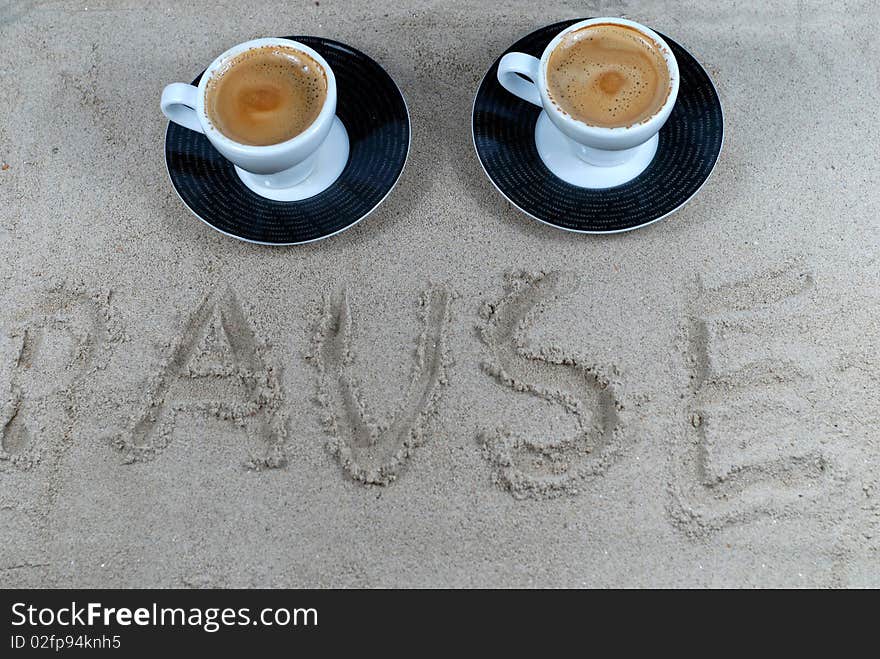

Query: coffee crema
[[205, 45, 327, 146], [546, 23, 670, 128]]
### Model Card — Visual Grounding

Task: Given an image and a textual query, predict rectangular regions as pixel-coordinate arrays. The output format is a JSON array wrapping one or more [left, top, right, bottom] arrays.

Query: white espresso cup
[[497, 18, 679, 188], [161, 37, 348, 201]]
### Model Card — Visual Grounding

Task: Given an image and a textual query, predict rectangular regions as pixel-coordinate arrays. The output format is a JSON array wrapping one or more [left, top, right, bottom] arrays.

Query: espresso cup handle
[[497, 52, 542, 107], [160, 83, 203, 133]]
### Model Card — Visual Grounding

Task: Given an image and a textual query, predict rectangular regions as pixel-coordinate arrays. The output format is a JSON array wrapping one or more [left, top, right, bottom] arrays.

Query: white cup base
[[535, 112, 658, 189], [235, 116, 350, 202]]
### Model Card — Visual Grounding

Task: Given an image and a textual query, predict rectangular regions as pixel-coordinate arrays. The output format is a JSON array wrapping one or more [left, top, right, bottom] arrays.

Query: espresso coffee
[[205, 45, 327, 146], [546, 23, 670, 128]]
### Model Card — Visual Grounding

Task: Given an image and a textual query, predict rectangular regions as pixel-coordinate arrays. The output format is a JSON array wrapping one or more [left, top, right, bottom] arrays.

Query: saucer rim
[[164, 36, 412, 246], [470, 19, 725, 235]]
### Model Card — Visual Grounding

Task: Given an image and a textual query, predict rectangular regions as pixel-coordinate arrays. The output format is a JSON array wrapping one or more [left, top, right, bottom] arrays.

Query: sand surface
[[1, 0, 878, 588]]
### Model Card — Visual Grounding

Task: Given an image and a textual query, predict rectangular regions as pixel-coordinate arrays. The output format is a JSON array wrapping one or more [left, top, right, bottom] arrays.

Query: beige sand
[[1, 0, 878, 588]]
